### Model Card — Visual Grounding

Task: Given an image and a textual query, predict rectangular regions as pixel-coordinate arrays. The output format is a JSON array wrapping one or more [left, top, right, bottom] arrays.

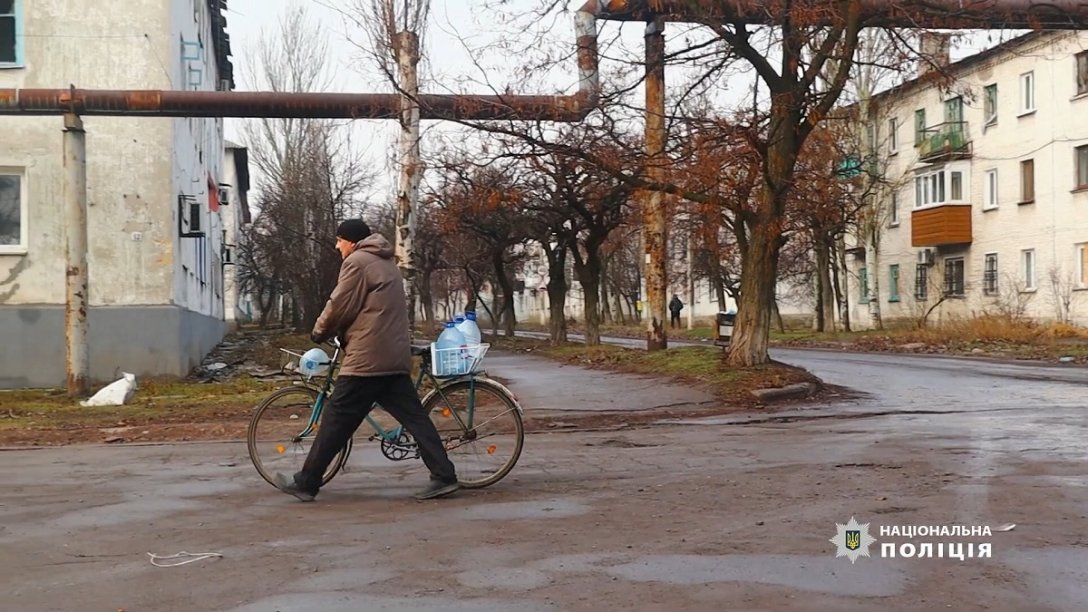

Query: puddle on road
[[443, 498, 589, 521], [536, 552, 907, 597], [228, 592, 560, 612], [455, 567, 553, 590], [1001, 547, 1088, 609]]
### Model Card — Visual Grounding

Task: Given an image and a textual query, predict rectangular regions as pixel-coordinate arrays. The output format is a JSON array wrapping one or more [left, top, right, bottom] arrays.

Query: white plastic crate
[[430, 343, 489, 377]]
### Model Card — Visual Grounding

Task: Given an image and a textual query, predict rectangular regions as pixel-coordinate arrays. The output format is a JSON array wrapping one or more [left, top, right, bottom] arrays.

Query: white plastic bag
[[80, 372, 137, 407]]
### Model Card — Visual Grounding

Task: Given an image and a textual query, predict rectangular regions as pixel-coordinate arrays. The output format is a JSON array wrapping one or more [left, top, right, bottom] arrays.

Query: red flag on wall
[[208, 174, 219, 212]]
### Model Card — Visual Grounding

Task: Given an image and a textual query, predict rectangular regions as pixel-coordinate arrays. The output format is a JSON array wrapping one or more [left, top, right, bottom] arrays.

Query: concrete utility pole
[[394, 30, 422, 338], [63, 112, 89, 397], [643, 17, 668, 351]]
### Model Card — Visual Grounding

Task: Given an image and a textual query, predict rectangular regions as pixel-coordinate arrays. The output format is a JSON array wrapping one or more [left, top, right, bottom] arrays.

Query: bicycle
[[246, 337, 525, 490]]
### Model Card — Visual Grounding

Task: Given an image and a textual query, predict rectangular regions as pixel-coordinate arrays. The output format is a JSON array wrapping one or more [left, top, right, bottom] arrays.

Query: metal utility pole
[[63, 112, 89, 397], [394, 30, 422, 338], [643, 17, 667, 351]]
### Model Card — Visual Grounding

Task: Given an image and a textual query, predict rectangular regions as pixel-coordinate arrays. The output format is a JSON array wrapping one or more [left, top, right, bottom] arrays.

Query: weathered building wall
[[0, 0, 232, 388]]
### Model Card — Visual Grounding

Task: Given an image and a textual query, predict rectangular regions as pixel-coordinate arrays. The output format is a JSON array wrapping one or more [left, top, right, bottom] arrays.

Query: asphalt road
[[2, 335, 1087, 610]]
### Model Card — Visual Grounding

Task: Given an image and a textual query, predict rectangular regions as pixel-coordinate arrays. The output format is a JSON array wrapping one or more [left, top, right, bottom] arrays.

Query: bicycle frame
[[286, 342, 488, 454]]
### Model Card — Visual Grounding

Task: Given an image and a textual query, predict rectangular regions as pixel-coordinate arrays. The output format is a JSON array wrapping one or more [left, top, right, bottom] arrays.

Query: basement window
[[0, 169, 26, 254]]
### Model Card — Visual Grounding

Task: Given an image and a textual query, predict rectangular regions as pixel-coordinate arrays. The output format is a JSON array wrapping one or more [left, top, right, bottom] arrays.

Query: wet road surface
[[2, 339, 1087, 610]]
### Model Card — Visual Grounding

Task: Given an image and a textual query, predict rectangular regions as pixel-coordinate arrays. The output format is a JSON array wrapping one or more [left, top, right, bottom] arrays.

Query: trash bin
[[715, 311, 736, 347]]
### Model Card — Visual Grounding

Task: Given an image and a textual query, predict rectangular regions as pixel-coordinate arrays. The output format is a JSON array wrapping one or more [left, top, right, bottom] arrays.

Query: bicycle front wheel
[[247, 386, 350, 488], [423, 378, 524, 488]]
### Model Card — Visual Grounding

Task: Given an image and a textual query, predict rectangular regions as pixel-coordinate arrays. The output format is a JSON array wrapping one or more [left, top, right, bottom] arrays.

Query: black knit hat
[[336, 219, 371, 243]]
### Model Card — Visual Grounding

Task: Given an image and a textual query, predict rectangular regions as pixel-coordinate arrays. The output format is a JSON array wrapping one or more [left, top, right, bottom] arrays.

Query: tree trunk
[[600, 256, 613, 325], [544, 243, 569, 344], [418, 269, 435, 326], [491, 251, 516, 337], [573, 245, 604, 346], [394, 31, 422, 341], [834, 234, 851, 332], [611, 279, 626, 325], [813, 232, 835, 332], [726, 223, 779, 366], [772, 295, 785, 333]]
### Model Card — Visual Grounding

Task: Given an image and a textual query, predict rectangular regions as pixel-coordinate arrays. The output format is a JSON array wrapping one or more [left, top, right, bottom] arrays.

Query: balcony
[[918, 122, 972, 163], [911, 204, 972, 247]]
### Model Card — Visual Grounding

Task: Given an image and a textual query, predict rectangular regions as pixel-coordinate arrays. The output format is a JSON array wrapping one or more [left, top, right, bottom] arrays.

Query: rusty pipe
[[599, 0, 1088, 29], [0, 1, 600, 121]]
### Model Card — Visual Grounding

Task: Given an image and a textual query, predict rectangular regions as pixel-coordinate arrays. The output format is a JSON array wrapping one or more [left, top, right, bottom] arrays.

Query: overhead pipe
[[0, 1, 601, 121], [598, 0, 1088, 29]]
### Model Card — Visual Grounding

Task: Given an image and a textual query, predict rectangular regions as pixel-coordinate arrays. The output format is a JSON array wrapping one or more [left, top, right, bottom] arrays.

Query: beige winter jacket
[[312, 234, 412, 377]]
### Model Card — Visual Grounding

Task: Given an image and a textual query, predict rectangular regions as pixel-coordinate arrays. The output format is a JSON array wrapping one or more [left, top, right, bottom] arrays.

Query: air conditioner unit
[[917, 248, 935, 266]]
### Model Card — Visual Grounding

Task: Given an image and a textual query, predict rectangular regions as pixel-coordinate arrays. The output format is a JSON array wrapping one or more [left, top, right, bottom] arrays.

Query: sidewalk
[[483, 351, 718, 419]]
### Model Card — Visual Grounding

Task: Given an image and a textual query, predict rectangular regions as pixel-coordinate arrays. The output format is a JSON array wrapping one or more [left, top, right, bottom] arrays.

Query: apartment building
[[0, 0, 240, 388], [846, 30, 1088, 329]]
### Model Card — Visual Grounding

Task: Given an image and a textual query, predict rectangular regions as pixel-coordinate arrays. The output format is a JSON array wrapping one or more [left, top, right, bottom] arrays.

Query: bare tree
[[1048, 265, 1079, 325], [239, 6, 372, 330], [345, 0, 432, 337]]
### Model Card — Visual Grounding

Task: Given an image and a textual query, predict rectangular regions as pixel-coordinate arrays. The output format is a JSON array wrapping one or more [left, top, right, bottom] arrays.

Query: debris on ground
[[80, 373, 137, 407]]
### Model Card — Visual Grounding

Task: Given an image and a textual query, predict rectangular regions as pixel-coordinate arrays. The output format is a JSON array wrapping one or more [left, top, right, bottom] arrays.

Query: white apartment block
[[0, 0, 245, 388], [845, 30, 1088, 329]]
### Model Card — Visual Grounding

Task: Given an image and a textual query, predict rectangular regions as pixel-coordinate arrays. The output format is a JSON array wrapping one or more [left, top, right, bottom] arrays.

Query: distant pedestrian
[[669, 294, 683, 328]]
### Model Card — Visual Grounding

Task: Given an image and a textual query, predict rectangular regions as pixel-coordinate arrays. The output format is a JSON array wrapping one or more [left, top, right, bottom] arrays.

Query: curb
[[750, 382, 817, 403]]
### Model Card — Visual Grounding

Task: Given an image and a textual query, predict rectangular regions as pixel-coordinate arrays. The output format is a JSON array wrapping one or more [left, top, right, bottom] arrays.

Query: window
[[984, 169, 998, 210], [984, 83, 998, 125], [1078, 243, 1088, 289], [1022, 249, 1036, 290], [0, 0, 20, 67], [915, 264, 928, 300], [944, 96, 964, 129], [984, 253, 999, 295], [914, 166, 968, 208], [889, 264, 900, 302], [0, 169, 25, 253], [1020, 71, 1035, 114], [888, 117, 899, 153], [914, 109, 926, 145], [889, 192, 900, 226], [944, 257, 965, 296], [950, 171, 963, 200], [859, 267, 870, 303], [1020, 159, 1034, 203], [1077, 145, 1088, 190], [1077, 51, 1088, 96]]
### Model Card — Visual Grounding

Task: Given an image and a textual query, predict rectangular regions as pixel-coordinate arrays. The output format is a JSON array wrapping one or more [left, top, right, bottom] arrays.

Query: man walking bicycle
[[274, 219, 459, 502]]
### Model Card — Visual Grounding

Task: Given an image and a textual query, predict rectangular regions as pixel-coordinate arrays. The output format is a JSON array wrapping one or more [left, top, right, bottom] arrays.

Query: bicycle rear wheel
[[423, 378, 524, 488], [247, 386, 351, 488]]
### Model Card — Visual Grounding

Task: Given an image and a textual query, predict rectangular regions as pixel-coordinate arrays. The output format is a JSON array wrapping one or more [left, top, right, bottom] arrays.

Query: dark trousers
[[296, 373, 457, 492], [670, 311, 681, 328]]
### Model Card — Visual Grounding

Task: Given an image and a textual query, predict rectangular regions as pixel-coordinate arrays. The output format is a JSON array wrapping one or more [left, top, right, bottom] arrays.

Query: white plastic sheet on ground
[[80, 372, 137, 407]]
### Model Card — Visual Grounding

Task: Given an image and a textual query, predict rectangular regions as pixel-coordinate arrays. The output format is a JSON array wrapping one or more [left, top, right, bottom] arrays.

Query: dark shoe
[[415, 478, 460, 500], [274, 472, 317, 502]]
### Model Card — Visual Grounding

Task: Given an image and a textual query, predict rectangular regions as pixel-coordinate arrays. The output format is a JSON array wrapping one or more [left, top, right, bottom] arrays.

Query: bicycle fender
[[475, 376, 525, 415], [423, 377, 525, 416]]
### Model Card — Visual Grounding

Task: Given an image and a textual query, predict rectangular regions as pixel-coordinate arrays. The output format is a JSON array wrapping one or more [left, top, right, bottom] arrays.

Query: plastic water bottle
[[435, 322, 466, 376], [458, 311, 482, 345]]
